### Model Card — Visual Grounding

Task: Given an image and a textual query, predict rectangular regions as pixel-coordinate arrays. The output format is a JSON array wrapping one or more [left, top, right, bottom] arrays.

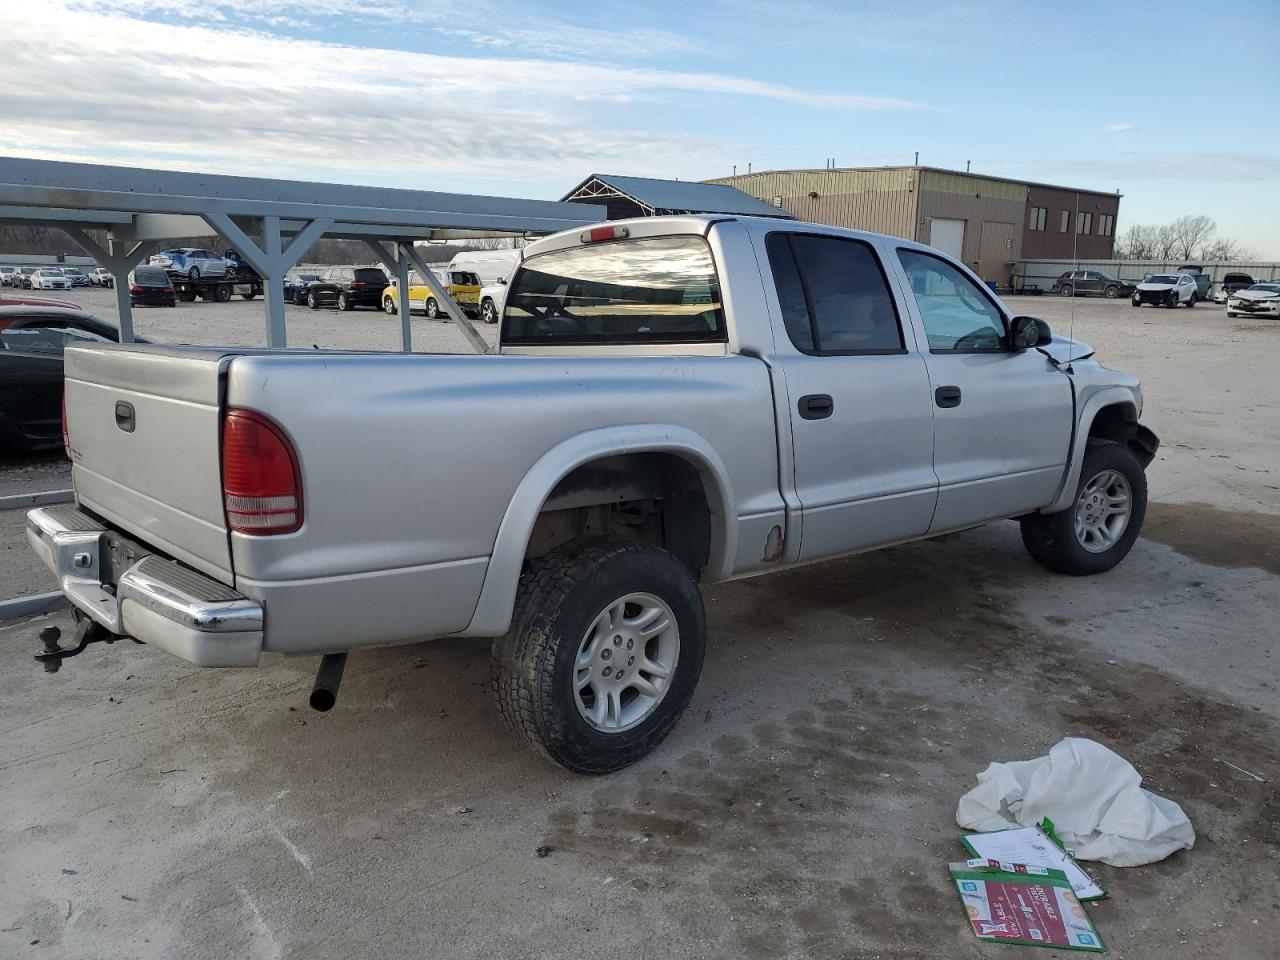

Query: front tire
[[481, 298, 498, 324], [425, 298, 439, 320], [1020, 440, 1147, 576], [188, 267, 200, 280], [337, 292, 353, 311], [491, 537, 706, 774], [307, 291, 320, 310], [1058, 284, 1074, 297], [1104, 285, 1119, 299]]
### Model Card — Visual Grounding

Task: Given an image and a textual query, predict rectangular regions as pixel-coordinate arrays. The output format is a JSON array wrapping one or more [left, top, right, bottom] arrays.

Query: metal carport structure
[[0, 157, 600, 353]]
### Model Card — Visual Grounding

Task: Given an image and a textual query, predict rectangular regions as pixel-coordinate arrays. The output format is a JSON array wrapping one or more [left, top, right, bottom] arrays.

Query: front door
[[893, 248, 1073, 532], [762, 231, 938, 562]]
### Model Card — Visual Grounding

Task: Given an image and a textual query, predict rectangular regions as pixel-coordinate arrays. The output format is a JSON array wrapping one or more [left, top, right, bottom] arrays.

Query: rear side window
[[765, 232, 904, 354], [502, 236, 726, 346]]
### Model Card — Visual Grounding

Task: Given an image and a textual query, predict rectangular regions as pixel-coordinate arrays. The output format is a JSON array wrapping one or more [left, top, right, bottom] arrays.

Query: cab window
[[897, 249, 1006, 352], [765, 232, 903, 355]]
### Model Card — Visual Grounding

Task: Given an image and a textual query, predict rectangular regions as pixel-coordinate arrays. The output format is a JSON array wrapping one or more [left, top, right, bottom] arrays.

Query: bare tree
[[1168, 215, 1216, 260], [1116, 224, 1160, 259], [1200, 236, 1256, 261], [1153, 223, 1180, 260]]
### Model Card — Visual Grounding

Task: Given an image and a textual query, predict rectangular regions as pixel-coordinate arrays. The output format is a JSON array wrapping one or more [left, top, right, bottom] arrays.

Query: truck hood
[[1043, 332, 1093, 363]]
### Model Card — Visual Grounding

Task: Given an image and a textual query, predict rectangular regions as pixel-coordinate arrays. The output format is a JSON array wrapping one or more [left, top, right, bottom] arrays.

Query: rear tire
[[188, 267, 200, 280], [1227, 311, 1237, 318], [337, 293, 353, 311], [1020, 439, 1147, 576], [491, 536, 706, 774], [215, 283, 232, 303], [384, 297, 397, 315], [425, 298, 439, 320]]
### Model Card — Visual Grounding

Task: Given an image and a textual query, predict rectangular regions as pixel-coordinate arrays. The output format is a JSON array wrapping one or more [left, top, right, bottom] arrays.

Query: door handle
[[798, 394, 834, 420], [934, 385, 962, 408]]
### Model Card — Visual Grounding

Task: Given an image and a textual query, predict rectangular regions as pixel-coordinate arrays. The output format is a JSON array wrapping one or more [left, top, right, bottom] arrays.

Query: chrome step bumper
[[26, 505, 263, 667]]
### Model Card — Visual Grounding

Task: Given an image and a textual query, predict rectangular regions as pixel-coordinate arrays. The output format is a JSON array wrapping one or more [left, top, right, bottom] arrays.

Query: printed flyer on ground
[[950, 860, 1105, 952]]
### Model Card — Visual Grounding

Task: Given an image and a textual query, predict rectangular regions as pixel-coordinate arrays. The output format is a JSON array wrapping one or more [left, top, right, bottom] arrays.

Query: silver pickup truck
[[28, 215, 1157, 773]]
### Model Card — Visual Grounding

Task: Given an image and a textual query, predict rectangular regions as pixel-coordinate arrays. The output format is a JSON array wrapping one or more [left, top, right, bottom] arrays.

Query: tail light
[[129, 284, 143, 293], [580, 225, 630, 244], [221, 408, 303, 535], [348, 281, 364, 289], [61, 392, 70, 456], [163, 287, 174, 293]]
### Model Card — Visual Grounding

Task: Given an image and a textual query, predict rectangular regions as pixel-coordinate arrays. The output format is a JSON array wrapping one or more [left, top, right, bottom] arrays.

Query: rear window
[[354, 268, 388, 284], [450, 271, 479, 285], [132, 266, 170, 284], [502, 236, 726, 346]]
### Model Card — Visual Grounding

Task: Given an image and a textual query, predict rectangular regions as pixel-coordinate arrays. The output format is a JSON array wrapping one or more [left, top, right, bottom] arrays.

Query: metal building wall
[[915, 171, 1028, 282], [705, 169, 917, 238]]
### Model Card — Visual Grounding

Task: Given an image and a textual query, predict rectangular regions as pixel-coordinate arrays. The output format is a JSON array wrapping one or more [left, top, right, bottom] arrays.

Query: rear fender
[[463, 424, 735, 637]]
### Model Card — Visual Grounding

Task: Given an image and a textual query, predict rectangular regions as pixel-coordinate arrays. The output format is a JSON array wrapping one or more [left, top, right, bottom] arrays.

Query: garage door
[[928, 218, 965, 260]]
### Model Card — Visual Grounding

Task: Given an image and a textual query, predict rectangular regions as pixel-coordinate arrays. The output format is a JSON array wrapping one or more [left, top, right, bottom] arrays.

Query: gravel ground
[[0, 290, 1276, 960]]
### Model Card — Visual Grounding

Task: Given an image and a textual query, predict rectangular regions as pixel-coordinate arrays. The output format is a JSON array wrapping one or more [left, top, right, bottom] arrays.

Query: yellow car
[[382, 269, 482, 319]]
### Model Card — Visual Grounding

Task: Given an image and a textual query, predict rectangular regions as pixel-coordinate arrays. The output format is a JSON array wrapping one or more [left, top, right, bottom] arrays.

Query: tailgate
[[64, 344, 233, 582]]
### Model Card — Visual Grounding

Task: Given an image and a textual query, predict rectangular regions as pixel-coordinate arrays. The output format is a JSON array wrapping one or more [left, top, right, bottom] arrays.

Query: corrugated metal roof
[[563, 174, 789, 217]]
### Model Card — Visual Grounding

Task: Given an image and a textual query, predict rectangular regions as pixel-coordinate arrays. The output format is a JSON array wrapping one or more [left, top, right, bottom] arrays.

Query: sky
[[2, 0, 1278, 256]]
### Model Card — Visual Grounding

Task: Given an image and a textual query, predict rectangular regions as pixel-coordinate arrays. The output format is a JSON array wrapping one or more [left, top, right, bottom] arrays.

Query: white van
[[449, 249, 521, 324]]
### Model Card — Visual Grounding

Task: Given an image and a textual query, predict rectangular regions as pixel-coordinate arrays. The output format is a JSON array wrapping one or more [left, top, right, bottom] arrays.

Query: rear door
[[763, 231, 938, 561], [892, 248, 1072, 532], [64, 345, 234, 580]]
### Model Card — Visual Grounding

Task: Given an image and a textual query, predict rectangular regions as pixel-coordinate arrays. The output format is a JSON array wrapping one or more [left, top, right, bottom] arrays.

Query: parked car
[[1052, 270, 1135, 299], [0, 266, 17, 287], [89, 267, 115, 288], [305, 266, 387, 311], [150, 248, 229, 280], [1176, 266, 1212, 301], [13, 267, 38, 289], [381, 269, 482, 319], [29, 214, 1158, 773], [0, 306, 143, 454], [30, 269, 71, 290], [452, 250, 521, 325], [129, 265, 176, 307], [1132, 274, 1197, 308], [1213, 273, 1255, 304], [1, 293, 83, 310], [223, 249, 259, 281], [1226, 281, 1280, 319], [59, 266, 91, 287], [283, 271, 323, 305]]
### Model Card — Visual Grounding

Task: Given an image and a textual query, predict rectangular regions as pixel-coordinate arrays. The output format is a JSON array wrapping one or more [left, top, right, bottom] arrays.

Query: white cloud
[[0, 2, 926, 190], [1105, 122, 1136, 133]]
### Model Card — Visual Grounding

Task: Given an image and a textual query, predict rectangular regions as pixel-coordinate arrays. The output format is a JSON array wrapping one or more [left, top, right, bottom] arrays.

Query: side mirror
[[1010, 315, 1052, 351]]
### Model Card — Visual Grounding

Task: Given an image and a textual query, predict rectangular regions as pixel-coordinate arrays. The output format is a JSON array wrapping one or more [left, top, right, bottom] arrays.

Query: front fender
[[1042, 386, 1145, 514], [462, 424, 736, 638]]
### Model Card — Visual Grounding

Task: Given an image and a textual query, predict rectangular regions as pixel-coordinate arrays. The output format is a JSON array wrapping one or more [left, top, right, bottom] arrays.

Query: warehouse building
[[705, 166, 1121, 285]]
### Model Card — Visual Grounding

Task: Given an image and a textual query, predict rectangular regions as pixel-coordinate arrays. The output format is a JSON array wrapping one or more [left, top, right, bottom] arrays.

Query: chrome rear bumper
[[26, 505, 263, 667]]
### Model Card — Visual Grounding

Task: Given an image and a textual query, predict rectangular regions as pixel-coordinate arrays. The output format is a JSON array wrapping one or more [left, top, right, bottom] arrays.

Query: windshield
[[1147, 275, 1179, 284], [503, 235, 726, 346]]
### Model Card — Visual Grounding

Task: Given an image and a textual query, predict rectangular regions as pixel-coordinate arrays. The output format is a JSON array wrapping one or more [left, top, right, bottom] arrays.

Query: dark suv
[[305, 267, 388, 311], [1053, 270, 1135, 299]]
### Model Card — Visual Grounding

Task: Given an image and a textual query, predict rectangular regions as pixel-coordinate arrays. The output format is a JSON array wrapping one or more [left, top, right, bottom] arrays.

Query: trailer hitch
[[35, 620, 116, 673]]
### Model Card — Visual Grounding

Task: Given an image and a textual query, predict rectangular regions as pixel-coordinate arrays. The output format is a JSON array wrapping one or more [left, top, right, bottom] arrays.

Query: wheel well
[[1088, 403, 1155, 466], [525, 453, 713, 578]]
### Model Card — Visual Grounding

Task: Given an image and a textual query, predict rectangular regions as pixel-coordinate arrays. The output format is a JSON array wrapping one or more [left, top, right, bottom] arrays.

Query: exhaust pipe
[[309, 652, 348, 712]]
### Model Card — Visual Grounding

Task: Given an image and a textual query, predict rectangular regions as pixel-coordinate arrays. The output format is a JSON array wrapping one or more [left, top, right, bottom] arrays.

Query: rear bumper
[[26, 505, 263, 667]]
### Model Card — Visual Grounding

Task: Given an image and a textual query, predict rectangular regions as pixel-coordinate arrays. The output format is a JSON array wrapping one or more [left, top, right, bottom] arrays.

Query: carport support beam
[[61, 228, 158, 343], [363, 241, 412, 351], [203, 213, 333, 348], [400, 245, 492, 355]]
